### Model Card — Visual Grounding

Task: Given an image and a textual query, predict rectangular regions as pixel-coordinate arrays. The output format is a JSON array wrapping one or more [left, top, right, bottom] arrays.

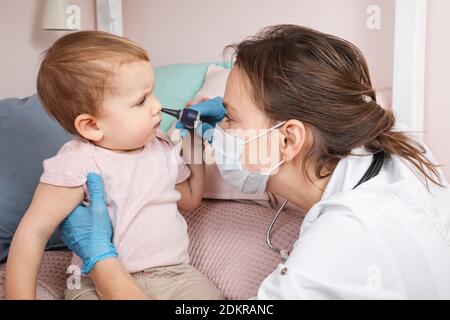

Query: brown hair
[[226, 25, 443, 187], [37, 30, 149, 135]]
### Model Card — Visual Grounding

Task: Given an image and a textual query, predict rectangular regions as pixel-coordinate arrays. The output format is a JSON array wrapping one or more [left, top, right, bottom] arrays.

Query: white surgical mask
[[211, 122, 286, 194]]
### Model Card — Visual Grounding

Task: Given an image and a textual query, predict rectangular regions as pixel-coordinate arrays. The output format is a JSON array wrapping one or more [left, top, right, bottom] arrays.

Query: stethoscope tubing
[[266, 151, 385, 261]]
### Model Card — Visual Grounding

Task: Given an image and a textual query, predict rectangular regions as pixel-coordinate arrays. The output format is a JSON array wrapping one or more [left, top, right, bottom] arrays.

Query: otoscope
[[161, 107, 201, 129]]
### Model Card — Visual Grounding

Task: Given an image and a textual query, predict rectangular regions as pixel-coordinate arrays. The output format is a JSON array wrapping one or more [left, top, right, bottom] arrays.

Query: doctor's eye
[[224, 113, 234, 122]]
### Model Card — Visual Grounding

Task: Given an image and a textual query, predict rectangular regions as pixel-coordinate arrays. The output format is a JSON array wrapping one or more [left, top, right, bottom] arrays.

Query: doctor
[[59, 25, 450, 299]]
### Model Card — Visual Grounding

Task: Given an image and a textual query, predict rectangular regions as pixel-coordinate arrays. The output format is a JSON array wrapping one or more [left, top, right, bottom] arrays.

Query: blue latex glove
[[175, 96, 227, 143], [59, 173, 117, 275]]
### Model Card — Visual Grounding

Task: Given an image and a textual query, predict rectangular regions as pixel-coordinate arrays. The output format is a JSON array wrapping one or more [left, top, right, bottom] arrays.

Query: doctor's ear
[[279, 119, 307, 162], [74, 114, 104, 141]]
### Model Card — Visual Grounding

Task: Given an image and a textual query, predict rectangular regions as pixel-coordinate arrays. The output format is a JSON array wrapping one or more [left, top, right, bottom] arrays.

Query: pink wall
[[0, 0, 394, 100], [0, 0, 96, 99], [424, 0, 450, 180], [123, 0, 394, 92], [0, 0, 447, 179]]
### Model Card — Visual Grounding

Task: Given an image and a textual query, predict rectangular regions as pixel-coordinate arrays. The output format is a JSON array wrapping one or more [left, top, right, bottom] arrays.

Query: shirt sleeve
[[176, 161, 191, 184], [40, 139, 91, 187], [257, 209, 405, 299], [173, 143, 191, 184], [156, 130, 191, 184]]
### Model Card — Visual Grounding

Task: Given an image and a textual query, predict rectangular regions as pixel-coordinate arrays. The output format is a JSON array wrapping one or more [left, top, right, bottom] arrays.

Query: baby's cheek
[[130, 117, 154, 140]]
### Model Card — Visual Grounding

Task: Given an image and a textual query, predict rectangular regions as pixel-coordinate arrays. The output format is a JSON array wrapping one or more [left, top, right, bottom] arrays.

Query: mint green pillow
[[153, 62, 231, 132]]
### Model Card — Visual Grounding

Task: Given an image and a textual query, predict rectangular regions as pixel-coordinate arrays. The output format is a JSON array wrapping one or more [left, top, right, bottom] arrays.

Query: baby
[[5, 31, 223, 300]]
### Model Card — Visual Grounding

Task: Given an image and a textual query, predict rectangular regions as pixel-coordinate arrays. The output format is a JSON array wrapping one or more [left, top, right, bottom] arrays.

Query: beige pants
[[65, 264, 224, 300]]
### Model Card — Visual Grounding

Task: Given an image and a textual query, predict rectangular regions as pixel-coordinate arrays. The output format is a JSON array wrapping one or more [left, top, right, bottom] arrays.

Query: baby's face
[[97, 60, 162, 151]]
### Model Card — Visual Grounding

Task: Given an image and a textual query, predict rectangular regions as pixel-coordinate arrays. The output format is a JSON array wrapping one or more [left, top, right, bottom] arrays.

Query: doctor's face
[[219, 66, 284, 172]]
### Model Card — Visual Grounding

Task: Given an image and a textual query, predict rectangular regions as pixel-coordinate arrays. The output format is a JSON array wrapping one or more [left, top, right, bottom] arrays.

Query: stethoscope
[[266, 150, 385, 261]]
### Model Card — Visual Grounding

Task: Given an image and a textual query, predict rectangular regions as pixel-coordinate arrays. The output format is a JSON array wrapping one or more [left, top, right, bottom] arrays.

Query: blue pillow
[[0, 62, 230, 262], [0, 95, 72, 262]]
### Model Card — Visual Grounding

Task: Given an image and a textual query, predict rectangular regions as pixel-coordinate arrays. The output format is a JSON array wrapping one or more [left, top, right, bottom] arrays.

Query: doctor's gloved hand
[[58, 173, 117, 275], [176, 96, 226, 143]]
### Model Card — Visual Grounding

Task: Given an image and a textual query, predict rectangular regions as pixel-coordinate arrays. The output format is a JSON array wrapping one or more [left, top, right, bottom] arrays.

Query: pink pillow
[[183, 200, 303, 299], [193, 64, 230, 101], [0, 251, 70, 300]]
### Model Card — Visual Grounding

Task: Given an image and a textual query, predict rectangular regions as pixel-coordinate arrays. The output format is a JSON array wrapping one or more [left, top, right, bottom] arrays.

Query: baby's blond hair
[[37, 31, 149, 135]]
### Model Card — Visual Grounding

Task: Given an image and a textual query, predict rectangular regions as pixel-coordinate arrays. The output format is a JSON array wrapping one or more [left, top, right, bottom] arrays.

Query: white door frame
[[392, 0, 428, 134]]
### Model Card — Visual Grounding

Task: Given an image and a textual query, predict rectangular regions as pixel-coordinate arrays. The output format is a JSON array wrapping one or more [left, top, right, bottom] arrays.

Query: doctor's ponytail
[[226, 25, 443, 188], [367, 108, 443, 187]]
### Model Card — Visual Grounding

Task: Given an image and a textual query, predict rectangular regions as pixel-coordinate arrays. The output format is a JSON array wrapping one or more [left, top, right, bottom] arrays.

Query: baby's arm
[[5, 183, 84, 299], [175, 134, 205, 212], [176, 164, 204, 212]]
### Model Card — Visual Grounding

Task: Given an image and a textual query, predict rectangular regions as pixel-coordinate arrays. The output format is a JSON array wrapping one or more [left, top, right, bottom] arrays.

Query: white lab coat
[[257, 147, 450, 299]]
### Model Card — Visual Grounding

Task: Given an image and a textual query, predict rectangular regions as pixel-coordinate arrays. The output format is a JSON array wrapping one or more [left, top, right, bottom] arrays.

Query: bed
[[0, 200, 303, 300]]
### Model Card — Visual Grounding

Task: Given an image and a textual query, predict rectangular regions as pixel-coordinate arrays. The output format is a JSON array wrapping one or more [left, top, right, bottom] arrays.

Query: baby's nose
[[151, 102, 162, 116]]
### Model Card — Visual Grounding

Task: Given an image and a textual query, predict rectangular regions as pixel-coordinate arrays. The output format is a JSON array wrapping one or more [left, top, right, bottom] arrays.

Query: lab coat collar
[[300, 147, 376, 233], [320, 147, 375, 201]]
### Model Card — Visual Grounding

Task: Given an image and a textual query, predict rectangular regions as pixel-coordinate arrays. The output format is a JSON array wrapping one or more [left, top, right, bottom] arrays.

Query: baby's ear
[[74, 114, 104, 141]]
